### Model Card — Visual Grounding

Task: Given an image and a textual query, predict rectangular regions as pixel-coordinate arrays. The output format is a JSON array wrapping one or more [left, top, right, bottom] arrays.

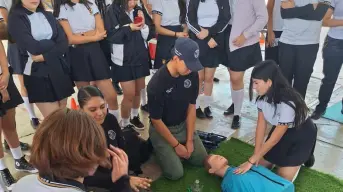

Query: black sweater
[[186, 0, 231, 42], [281, 2, 330, 21], [8, 4, 69, 77], [104, 4, 149, 67]]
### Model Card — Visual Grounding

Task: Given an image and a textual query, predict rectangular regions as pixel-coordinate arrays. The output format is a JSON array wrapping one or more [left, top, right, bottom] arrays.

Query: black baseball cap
[[171, 38, 203, 72]]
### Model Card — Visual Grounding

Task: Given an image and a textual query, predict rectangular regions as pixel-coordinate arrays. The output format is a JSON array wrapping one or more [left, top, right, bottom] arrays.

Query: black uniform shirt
[[147, 65, 199, 126]]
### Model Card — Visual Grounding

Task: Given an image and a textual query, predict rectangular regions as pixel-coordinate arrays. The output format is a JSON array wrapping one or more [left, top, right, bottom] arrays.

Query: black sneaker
[[30, 118, 40, 129], [310, 110, 325, 120], [4, 141, 30, 151], [113, 82, 123, 95], [130, 116, 145, 130], [224, 104, 234, 116], [304, 154, 315, 168], [196, 108, 206, 119], [141, 104, 149, 113], [0, 168, 16, 190], [122, 124, 141, 136], [231, 115, 241, 129], [14, 156, 38, 173], [204, 107, 213, 119]]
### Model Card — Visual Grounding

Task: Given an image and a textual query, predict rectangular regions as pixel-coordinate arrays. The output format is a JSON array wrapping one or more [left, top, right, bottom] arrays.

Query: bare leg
[[95, 79, 119, 110], [2, 109, 20, 149], [258, 158, 274, 169], [120, 80, 136, 126], [35, 102, 61, 118], [58, 98, 68, 108], [277, 166, 301, 182], [132, 77, 145, 109], [75, 81, 91, 90]]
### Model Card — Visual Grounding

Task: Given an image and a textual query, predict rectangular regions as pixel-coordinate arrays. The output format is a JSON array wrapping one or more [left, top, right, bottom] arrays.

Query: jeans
[[315, 36, 343, 112]]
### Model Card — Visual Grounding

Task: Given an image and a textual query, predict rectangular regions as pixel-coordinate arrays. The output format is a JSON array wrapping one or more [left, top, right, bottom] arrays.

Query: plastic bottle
[[191, 179, 203, 192]]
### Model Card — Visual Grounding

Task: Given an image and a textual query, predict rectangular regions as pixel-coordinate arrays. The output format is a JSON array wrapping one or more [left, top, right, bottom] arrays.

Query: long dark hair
[[52, 0, 106, 18], [178, 0, 186, 24], [77, 86, 104, 108], [249, 60, 308, 127]]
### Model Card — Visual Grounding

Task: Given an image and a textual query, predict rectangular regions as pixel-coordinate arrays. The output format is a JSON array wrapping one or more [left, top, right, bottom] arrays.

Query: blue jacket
[[221, 166, 295, 192]]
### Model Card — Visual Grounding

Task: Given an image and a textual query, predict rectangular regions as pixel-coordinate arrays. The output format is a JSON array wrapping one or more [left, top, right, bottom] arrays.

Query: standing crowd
[[0, 0, 340, 191]]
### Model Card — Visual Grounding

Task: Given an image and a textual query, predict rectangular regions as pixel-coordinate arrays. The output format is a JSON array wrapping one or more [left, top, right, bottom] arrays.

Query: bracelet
[[248, 159, 254, 165], [173, 142, 180, 148]]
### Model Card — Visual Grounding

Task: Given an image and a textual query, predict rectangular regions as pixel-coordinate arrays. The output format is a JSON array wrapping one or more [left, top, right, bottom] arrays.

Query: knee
[[123, 92, 135, 102], [204, 75, 213, 84], [230, 76, 242, 86], [163, 167, 184, 181]]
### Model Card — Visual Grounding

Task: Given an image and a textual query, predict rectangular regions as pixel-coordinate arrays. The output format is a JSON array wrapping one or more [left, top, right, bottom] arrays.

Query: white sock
[[122, 118, 130, 127], [232, 89, 244, 116], [131, 108, 139, 118], [140, 88, 147, 106], [203, 95, 213, 108], [196, 95, 203, 109], [10, 146, 23, 160], [22, 97, 37, 119], [0, 176, 8, 192], [108, 109, 120, 122], [0, 158, 7, 170]]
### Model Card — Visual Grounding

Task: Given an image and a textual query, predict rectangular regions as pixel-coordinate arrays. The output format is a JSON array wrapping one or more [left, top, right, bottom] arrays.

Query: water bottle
[[191, 179, 203, 192]]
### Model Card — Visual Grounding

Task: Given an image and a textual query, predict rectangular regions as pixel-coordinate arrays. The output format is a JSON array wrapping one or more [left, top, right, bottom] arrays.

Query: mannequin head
[[204, 154, 229, 177]]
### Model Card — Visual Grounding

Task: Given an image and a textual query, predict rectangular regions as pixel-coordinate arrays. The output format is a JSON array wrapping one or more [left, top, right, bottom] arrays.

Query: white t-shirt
[[57, 1, 99, 34], [272, 0, 283, 31], [328, 0, 343, 40], [151, 0, 181, 26], [257, 99, 296, 127], [197, 0, 219, 27]]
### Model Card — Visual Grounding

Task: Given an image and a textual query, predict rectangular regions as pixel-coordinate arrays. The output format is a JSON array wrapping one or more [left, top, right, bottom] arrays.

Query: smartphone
[[134, 16, 143, 24]]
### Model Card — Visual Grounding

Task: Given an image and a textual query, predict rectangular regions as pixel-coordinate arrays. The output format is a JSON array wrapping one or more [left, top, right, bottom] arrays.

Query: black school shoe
[[204, 107, 213, 119], [4, 141, 30, 151], [141, 104, 149, 113], [231, 115, 241, 129], [14, 156, 38, 173], [113, 82, 123, 95], [224, 104, 234, 116], [304, 154, 315, 168], [30, 118, 40, 129], [196, 108, 206, 119], [0, 168, 16, 190], [123, 124, 141, 136], [130, 115, 145, 130], [310, 110, 325, 120]]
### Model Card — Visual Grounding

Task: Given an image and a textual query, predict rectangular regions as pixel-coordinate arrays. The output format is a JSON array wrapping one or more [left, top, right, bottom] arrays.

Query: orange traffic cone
[[260, 33, 265, 45], [70, 98, 78, 110]]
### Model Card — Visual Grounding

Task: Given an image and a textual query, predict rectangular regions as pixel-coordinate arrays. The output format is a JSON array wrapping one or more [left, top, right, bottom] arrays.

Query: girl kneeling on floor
[[78, 86, 153, 191], [234, 60, 317, 182]]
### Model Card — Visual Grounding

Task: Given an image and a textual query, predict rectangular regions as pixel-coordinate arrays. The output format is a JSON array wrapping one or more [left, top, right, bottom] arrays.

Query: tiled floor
[[2, 27, 343, 184]]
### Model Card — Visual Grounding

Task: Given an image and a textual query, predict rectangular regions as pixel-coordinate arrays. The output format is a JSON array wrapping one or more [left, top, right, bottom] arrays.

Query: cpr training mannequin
[[204, 155, 295, 192]]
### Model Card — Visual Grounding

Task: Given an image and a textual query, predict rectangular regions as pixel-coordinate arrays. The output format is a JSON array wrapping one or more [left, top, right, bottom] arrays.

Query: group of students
[[0, 0, 341, 191], [8, 39, 317, 192]]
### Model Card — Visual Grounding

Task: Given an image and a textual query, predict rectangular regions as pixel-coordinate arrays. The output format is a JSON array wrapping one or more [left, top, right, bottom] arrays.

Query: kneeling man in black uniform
[[148, 38, 208, 180]]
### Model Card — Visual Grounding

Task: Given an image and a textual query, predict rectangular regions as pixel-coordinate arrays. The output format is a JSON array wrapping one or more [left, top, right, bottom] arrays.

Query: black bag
[[121, 129, 153, 175]]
